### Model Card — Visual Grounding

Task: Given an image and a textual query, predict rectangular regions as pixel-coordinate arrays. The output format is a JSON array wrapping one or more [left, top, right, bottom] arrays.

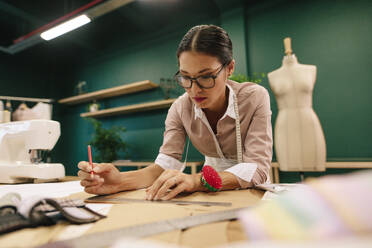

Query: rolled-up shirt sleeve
[[155, 100, 187, 171], [225, 88, 273, 187]]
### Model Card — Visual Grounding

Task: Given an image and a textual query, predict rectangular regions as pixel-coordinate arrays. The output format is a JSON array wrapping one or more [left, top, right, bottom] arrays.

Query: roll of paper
[[3, 110, 10, 123]]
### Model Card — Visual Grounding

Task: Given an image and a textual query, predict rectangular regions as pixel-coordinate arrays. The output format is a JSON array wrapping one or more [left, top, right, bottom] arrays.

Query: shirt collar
[[194, 83, 237, 120]]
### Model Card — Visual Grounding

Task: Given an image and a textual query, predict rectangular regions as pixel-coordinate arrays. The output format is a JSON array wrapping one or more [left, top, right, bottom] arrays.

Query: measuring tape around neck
[[233, 93, 243, 164]]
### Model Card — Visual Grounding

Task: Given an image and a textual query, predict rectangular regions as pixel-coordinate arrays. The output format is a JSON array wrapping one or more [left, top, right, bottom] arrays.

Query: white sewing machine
[[0, 120, 65, 183]]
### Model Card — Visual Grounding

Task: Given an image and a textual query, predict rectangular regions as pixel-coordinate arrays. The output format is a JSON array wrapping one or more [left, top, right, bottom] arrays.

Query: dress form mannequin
[[268, 38, 326, 175]]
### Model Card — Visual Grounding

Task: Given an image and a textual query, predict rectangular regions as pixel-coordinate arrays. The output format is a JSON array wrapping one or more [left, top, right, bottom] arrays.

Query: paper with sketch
[[255, 183, 307, 193], [255, 183, 308, 200]]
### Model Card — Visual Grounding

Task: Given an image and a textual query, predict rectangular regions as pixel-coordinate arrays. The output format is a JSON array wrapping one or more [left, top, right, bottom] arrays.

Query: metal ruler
[[37, 207, 246, 248], [85, 195, 232, 207]]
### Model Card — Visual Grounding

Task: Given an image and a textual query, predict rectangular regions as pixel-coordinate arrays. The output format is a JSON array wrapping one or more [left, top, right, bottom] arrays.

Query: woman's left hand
[[146, 169, 197, 200]]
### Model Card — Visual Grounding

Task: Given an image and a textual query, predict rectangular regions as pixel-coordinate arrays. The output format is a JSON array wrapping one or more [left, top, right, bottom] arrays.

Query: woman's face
[[178, 51, 233, 110]]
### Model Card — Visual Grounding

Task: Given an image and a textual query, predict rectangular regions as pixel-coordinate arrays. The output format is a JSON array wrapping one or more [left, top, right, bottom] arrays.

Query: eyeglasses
[[174, 64, 225, 89]]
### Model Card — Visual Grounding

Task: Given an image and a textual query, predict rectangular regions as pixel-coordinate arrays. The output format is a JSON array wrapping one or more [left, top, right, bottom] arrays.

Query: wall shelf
[[113, 161, 203, 174], [270, 161, 372, 183], [58, 80, 158, 105], [80, 98, 176, 118]]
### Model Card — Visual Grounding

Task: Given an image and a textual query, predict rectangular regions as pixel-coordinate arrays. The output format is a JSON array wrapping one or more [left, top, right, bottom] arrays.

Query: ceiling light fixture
[[40, 14, 91, 41]]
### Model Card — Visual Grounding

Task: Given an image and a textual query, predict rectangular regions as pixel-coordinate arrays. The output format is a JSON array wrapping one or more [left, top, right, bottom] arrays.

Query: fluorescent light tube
[[40, 15, 91, 41]]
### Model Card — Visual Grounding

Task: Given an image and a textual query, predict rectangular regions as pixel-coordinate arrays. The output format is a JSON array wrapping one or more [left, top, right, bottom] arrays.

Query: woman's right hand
[[78, 161, 123, 195]]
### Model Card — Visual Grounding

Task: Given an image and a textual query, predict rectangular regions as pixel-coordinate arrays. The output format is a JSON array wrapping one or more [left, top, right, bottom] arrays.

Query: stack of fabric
[[239, 170, 372, 240]]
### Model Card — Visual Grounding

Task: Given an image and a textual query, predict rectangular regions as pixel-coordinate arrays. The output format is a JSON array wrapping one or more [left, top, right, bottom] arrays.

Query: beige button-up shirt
[[155, 80, 273, 187]]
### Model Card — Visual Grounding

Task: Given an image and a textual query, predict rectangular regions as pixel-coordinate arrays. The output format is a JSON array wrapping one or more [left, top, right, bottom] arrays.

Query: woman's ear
[[227, 59, 235, 77]]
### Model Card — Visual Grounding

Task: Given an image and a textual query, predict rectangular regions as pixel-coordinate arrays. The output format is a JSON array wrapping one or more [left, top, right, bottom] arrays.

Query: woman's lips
[[193, 97, 207, 103]]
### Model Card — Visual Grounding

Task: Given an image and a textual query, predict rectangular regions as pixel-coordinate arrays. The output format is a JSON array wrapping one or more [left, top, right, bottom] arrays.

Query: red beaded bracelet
[[200, 165, 222, 192]]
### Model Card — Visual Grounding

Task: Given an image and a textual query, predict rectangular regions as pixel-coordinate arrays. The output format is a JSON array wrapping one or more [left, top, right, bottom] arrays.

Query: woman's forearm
[[220, 171, 246, 190], [118, 163, 164, 191], [191, 171, 244, 192], [117, 165, 247, 194]]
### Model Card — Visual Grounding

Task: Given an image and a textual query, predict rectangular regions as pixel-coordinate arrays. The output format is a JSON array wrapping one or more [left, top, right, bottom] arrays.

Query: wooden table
[[0, 184, 264, 248], [113, 161, 204, 175]]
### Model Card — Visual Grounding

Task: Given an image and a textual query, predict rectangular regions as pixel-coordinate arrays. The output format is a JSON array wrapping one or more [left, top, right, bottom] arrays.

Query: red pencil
[[88, 145, 94, 176]]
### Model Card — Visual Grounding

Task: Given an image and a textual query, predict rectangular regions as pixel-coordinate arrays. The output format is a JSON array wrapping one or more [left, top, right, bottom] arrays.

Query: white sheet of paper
[[0, 180, 113, 240], [0, 181, 84, 198]]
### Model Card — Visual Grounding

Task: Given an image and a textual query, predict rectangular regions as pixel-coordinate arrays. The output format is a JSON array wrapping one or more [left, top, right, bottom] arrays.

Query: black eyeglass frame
[[174, 63, 226, 89]]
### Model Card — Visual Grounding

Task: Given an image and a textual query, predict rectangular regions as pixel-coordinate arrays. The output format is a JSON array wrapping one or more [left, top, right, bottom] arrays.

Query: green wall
[[56, 7, 250, 176], [0, 53, 52, 99], [54, 0, 371, 181], [245, 0, 372, 181], [56, 28, 205, 175]]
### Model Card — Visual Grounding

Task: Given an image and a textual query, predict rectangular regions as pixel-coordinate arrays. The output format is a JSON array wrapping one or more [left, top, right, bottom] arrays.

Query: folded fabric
[[239, 170, 372, 241], [12, 102, 52, 121], [0, 193, 105, 235]]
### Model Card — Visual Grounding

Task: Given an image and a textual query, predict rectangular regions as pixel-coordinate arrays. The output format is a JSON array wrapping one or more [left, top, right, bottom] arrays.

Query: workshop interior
[[0, 0, 371, 247]]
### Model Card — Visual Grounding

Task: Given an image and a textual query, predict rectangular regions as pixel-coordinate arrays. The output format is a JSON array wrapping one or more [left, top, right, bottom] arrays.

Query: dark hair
[[176, 25, 233, 65]]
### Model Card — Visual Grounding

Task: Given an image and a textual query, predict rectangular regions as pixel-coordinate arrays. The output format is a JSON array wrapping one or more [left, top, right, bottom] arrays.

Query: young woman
[[78, 25, 273, 200]]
